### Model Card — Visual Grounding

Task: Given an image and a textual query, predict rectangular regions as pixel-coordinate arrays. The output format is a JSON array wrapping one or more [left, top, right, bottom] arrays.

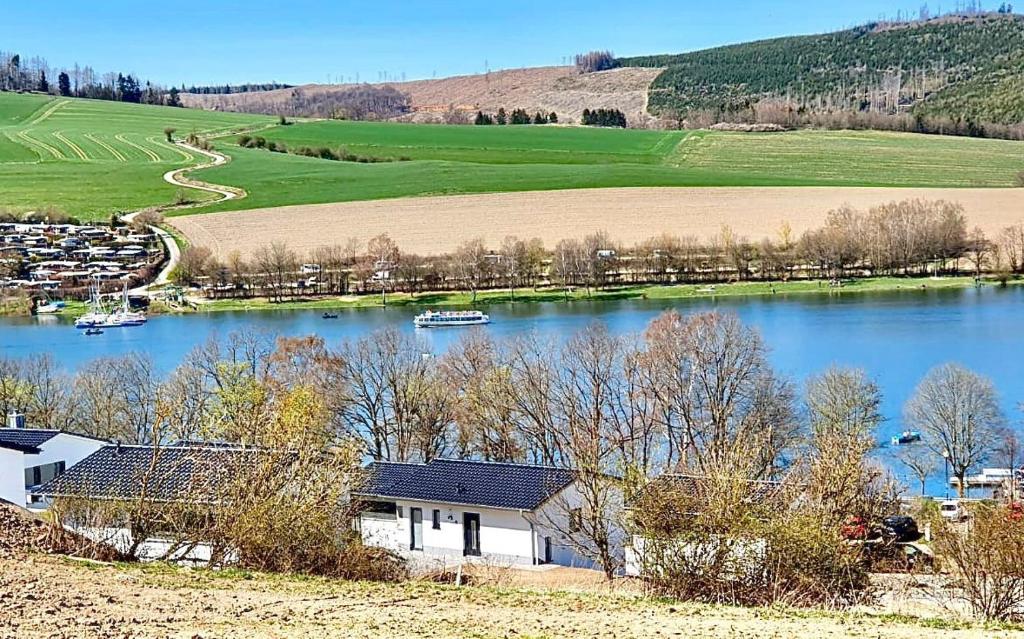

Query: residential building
[[354, 459, 593, 569], [0, 411, 107, 508], [34, 443, 259, 563]]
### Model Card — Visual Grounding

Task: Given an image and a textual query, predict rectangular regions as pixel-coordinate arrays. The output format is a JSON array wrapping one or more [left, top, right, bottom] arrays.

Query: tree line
[[0, 50, 181, 107], [581, 108, 627, 127], [173, 199, 1021, 303], [473, 107, 558, 125], [182, 82, 292, 95], [236, 134, 411, 164], [187, 84, 411, 120]]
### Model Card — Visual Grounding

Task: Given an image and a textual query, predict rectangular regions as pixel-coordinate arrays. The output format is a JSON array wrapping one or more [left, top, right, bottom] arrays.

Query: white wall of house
[[33, 434, 105, 472], [359, 487, 595, 570], [68, 525, 227, 565], [0, 447, 25, 505], [23, 434, 106, 508]]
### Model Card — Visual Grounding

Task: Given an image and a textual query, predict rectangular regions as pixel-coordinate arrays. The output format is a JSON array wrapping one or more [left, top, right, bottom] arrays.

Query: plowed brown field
[[171, 186, 1024, 259]]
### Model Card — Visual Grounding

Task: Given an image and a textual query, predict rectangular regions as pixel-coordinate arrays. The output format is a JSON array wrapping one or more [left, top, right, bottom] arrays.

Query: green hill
[[0, 92, 1022, 221], [0, 92, 271, 217], [618, 13, 1024, 125]]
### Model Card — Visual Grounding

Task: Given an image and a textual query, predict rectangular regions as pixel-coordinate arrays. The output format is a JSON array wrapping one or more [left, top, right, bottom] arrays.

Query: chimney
[[6, 410, 25, 429]]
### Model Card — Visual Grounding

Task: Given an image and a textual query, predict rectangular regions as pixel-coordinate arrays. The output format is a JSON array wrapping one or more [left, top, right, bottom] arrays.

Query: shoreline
[[2, 276, 1014, 318], [197, 275, 1013, 314]]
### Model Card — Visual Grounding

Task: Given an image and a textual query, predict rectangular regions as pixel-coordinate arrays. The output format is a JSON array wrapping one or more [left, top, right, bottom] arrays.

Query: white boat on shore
[[74, 283, 147, 329], [413, 310, 490, 328]]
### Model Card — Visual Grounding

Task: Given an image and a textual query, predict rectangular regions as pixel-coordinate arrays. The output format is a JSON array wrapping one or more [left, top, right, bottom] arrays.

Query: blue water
[[3, 285, 1022, 495]]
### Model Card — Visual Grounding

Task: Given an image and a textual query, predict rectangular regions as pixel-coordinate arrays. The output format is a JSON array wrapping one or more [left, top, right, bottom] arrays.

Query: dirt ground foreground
[[172, 186, 1024, 260], [1, 555, 1020, 639]]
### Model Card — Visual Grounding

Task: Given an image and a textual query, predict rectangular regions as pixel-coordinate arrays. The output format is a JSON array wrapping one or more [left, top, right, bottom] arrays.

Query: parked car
[[940, 500, 965, 521], [1008, 502, 1023, 522], [880, 515, 922, 542]]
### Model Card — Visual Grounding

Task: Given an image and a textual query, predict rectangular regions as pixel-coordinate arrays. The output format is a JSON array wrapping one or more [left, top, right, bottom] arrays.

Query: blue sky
[[2, 1, 978, 86]]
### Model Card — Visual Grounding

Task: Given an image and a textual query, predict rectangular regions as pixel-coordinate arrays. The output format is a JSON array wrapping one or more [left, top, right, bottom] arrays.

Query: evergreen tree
[[581, 108, 591, 125], [549, 112, 558, 123], [533, 112, 547, 124], [167, 86, 182, 107], [57, 72, 71, 97], [37, 70, 48, 93], [496, 107, 507, 125]]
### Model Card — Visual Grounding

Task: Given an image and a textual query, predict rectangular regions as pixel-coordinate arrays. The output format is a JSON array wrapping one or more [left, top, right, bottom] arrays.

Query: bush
[[934, 503, 1024, 622], [633, 476, 871, 607]]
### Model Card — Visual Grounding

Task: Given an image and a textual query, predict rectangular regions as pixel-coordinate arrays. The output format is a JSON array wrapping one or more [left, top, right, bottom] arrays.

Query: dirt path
[[122, 141, 244, 295], [161, 142, 243, 204], [0, 556, 1015, 639]]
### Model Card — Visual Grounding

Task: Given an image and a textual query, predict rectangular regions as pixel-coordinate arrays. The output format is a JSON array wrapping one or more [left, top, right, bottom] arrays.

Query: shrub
[[632, 475, 871, 607], [934, 503, 1024, 622]]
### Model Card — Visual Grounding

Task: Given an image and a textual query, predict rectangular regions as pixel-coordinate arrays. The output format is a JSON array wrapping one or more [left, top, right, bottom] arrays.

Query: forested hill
[[617, 13, 1024, 126]]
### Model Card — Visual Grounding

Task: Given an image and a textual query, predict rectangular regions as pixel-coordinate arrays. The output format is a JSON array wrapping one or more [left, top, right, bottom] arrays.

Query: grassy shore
[[199, 275, 1002, 313]]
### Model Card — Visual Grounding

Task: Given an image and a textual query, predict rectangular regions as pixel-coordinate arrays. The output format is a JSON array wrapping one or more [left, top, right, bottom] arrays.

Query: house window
[[432, 509, 441, 530], [362, 501, 398, 520], [568, 508, 583, 534], [24, 461, 67, 489]]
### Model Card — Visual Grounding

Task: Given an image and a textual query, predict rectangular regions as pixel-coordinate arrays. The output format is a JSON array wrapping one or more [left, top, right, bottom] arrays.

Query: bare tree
[[896, 444, 937, 496], [641, 311, 798, 478], [905, 363, 1003, 497], [364, 234, 399, 305]]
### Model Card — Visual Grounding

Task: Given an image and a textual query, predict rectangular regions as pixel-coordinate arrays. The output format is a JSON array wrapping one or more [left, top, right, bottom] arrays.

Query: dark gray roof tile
[[355, 459, 575, 511], [35, 445, 281, 503]]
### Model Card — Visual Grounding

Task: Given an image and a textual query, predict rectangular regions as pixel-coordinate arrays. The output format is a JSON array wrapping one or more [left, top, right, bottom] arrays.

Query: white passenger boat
[[413, 310, 491, 328]]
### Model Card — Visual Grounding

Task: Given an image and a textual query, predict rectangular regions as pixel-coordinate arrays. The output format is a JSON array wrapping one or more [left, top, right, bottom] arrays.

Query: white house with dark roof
[[0, 411, 107, 509], [354, 459, 594, 569], [34, 442, 271, 563]]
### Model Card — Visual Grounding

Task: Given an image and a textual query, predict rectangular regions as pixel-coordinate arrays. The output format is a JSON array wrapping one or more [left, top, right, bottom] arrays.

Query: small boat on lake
[[84, 328, 104, 336], [322, 312, 339, 319], [890, 430, 922, 446], [413, 310, 490, 328]]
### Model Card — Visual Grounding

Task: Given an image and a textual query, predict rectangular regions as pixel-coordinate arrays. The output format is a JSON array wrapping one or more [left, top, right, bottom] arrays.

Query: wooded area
[[619, 13, 1024, 137], [0, 51, 180, 106]]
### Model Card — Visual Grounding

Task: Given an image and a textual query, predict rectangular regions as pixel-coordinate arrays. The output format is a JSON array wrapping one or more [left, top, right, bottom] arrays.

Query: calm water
[[3, 286, 1022, 494]]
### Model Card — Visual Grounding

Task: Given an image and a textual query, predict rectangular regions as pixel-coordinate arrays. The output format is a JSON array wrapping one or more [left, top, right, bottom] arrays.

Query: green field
[[0, 92, 271, 217], [1, 92, 1023, 220]]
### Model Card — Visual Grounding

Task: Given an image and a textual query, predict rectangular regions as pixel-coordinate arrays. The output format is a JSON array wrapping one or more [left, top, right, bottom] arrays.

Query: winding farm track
[[125, 140, 249, 293]]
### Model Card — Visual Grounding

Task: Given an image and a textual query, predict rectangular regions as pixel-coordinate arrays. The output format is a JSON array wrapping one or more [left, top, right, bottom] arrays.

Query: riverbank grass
[[199, 275, 1000, 313]]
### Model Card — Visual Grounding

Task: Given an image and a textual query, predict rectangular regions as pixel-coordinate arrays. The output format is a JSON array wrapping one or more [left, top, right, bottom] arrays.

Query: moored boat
[[890, 430, 922, 446], [413, 310, 490, 328]]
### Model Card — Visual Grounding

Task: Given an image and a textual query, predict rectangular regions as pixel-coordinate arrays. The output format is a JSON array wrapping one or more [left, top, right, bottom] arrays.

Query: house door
[[410, 508, 423, 550], [463, 513, 481, 556], [544, 536, 553, 564]]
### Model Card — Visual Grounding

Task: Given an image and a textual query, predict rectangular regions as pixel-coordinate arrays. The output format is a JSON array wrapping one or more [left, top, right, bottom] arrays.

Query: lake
[[3, 285, 1022, 495]]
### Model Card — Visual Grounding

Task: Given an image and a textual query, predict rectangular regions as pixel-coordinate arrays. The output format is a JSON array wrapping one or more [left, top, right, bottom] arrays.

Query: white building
[[354, 459, 594, 569], [34, 443, 249, 563], [0, 412, 107, 509]]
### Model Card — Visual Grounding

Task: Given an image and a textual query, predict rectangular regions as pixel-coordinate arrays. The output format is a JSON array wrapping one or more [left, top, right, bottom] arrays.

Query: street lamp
[[942, 450, 951, 500]]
